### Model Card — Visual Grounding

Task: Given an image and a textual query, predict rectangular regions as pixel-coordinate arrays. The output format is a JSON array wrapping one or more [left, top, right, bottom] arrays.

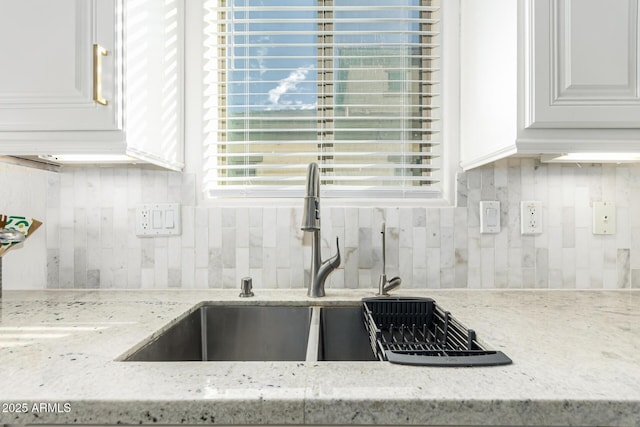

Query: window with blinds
[[203, 0, 442, 198]]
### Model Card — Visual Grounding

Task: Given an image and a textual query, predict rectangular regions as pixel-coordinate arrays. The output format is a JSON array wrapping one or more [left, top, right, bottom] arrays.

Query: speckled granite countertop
[[0, 289, 638, 426]]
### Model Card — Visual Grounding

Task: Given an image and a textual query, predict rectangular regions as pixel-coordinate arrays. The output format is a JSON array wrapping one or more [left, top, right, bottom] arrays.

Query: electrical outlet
[[521, 201, 542, 235], [135, 205, 151, 235], [135, 203, 181, 237]]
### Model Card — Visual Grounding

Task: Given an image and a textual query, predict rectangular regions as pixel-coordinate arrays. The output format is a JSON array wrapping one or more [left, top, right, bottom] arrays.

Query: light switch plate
[[135, 203, 181, 237], [593, 201, 615, 235], [480, 201, 500, 234]]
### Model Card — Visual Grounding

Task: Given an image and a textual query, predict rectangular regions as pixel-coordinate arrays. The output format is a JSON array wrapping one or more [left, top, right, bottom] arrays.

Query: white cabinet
[[530, 0, 640, 128], [0, 0, 119, 132], [0, 0, 184, 171], [460, 0, 640, 170]]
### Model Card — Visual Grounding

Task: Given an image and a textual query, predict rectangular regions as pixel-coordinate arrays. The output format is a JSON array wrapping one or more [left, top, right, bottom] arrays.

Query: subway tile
[[358, 227, 373, 269], [426, 248, 441, 288], [344, 208, 359, 247], [372, 207, 385, 229], [221, 207, 236, 228], [358, 207, 373, 228], [235, 208, 249, 244], [222, 268, 236, 289], [358, 269, 372, 289], [480, 247, 495, 288], [126, 168, 142, 206], [249, 228, 263, 269], [235, 248, 250, 284], [168, 268, 182, 288], [140, 268, 155, 289], [275, 225, 290, 268], [602, 269, 618, 290], [412, 227, 427, 270], [276, 268, 291, 289], [384, 227, 399, 271], [480, 167, 495, 200], [153, 247, 168, 287], [208, 208, 223, 248], [398, 210, 413, 248], [507, 267, 523, 289], [87, 269, 100, 289], [562, 248, 577, 288], [208, 248, 223, 288], [631, 269, 640, 288], [100, 248, 114, 288], [181, 248, 195, 288], [384, 207, 399, 228], [247, 268, 262, 290], [73, 248, 86, 287], [181, 206, 196, 248], [181, 173, 197, 206], [262, 247, 277, 287], [46, 249, 60, 289], [126, 247, 142, 286], [617, 248, 630, 288], [330, 268, 345, 289], [221, 228, 236, 268], [535, 248, 549, 288]]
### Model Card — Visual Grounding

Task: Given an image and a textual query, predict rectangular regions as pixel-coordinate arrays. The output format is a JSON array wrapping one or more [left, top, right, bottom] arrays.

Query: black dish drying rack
[[362, 297, 512, 366]]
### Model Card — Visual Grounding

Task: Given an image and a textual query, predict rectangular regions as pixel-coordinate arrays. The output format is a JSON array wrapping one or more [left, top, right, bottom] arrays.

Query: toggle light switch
[[486, 207, 498, 227], [164, 210, 175, 229], [152, 210, 162, 229], [480, 201, 500, 234]]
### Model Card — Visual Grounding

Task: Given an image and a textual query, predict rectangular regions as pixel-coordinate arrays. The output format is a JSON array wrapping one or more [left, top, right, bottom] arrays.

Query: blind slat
[[213, 176, 440, 183], [213, 5, 439, 12]]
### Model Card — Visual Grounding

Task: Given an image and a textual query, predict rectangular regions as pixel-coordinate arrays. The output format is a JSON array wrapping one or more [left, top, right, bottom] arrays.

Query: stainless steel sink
[[317, 306, 377, 361], [125, 305, 312, 361], [123, 301, 509, 366]]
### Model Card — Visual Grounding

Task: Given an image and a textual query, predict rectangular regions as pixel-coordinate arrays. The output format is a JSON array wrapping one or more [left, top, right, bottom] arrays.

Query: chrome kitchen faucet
[[301, 162, 341, 297]]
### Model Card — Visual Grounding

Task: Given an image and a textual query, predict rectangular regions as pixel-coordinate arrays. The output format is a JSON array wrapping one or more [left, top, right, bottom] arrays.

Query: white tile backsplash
[[2, 159, 640, 289]]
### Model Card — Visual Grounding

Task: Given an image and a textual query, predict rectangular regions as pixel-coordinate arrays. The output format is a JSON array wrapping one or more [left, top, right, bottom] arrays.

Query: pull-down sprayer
[[301, 163, 341, 297]]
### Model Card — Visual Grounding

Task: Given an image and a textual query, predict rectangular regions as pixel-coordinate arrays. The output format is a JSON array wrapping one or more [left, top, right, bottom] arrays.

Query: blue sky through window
[[228, 0, 422, 113], [229, 0, 318, 112]]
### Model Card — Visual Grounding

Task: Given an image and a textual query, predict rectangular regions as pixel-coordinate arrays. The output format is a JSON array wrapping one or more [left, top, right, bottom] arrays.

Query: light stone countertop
[[0, 289, 638, 426]]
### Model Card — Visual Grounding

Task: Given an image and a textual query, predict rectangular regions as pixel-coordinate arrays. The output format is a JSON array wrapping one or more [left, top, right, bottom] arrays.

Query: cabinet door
[[0, 0, 120, 131], [528, 0, 640, 128]]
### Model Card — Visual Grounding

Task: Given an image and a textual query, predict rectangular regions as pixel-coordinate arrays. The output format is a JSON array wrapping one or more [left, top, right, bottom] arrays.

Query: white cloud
[[268, 65, 314, 106], [256, 37, 269, 75]]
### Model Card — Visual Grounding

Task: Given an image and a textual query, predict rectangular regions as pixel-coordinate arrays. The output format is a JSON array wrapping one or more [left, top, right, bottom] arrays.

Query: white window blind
[[203, 0, 442, 198]]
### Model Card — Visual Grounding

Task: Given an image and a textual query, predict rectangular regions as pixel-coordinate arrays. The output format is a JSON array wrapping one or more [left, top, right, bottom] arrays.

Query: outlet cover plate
[[521, 201, 543, 235], [593, 201, 616, 235], [135, 203, 181, 237]]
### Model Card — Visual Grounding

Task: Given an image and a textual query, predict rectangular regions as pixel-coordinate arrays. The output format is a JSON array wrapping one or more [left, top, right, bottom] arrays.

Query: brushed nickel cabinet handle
[[93, 43, 108, 105]]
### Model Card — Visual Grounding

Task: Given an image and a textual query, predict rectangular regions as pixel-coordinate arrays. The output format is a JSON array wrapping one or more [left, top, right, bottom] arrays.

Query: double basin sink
[[124, 304, 377, 362]]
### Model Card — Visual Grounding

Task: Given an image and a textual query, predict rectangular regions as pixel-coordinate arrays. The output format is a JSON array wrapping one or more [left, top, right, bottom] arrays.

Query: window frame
[[187, 0, 460, 207]]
